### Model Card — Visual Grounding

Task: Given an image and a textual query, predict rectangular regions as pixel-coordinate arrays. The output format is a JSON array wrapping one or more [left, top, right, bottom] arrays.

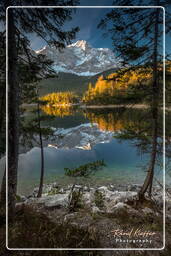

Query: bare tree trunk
[[8, 7, 19, 219], [139, 4, 160, 199], [0, 87, 5, 136], [0, 87, 6, 159], [0, 32, 6, 138], [139, 118, 158, 198], [0, 33, 6, 203], [0, 166, 6, 205], [37, 101, 44, 198]]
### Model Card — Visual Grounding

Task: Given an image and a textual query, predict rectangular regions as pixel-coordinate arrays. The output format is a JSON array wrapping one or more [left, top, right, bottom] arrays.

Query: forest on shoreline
[[39, 62, 171, 108]]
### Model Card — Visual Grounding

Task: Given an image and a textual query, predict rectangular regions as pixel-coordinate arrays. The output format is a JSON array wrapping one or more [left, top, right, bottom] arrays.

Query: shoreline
[[81, 104, 171, 110], [15, 182, 168, 250], [21, 181, 166, 201], [22, 102, 171, 111], [80, 104, 149, 109], [15, 181, 169, 251]]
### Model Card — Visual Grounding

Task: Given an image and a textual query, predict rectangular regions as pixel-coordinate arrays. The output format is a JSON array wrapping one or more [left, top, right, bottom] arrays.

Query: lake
[[0, 106, 168, 195]]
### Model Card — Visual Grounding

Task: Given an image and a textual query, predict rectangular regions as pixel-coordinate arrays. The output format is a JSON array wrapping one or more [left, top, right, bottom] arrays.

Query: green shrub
[[94, 190, 105, 209], [68, 188, 83, 212]]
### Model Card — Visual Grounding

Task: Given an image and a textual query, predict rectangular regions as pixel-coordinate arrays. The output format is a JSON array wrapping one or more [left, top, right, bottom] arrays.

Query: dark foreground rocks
[[12, 183, 171, 252]]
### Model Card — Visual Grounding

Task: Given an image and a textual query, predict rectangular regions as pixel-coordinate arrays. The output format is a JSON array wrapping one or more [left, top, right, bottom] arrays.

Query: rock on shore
[[19, 183, 169, 217]]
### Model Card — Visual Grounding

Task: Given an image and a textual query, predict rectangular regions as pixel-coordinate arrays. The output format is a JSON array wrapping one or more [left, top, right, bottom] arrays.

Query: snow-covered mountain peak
[[35, 40, 121, 76], [68, 40, 90, 51]]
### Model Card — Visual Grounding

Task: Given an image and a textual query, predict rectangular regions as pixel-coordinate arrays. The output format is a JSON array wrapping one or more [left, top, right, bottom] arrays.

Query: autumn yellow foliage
[[84, 112, 124, 131], [41, 105, 77, 117], [82, 68, 152, 104], [40, 91, 79, 106]]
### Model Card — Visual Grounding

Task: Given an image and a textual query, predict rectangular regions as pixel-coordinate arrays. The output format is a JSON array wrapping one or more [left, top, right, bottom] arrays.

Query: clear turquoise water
[[15, 138, 155, 195], [0, 107, 166, 195]]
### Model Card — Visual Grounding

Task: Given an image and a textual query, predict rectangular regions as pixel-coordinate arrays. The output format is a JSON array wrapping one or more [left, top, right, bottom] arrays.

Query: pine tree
[[0, 32, 5, 157], [0, 0, 79, 219], [98, 1, 170, 199], [36, 97, 45, 198], [65, 160, 105, 211], [0, 31, 6, 205]]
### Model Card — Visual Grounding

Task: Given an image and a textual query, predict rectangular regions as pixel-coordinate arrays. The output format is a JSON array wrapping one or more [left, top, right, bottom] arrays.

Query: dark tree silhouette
[[0, 0, 79, 219], [98, 1, 170, 199], [0, 32, 6, 205], [36, 98, 45, 198]]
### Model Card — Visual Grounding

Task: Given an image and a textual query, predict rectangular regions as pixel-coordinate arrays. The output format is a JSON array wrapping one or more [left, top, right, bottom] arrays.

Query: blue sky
[[30, 1, 114, 50], [30, 1, 171, 55], [30, 7, 114, 50]]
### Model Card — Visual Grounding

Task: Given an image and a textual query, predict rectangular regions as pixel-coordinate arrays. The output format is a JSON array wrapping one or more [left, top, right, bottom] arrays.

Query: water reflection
[[41, 105, 78, 117], [0, 105, 168, 195], [0, 140, 150, 195], [41, 104, 152, 133], [84, 110, 125, 132]]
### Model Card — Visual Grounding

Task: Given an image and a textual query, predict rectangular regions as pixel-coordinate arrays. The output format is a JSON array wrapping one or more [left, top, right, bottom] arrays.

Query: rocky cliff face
[[35, 40, 120, 76]]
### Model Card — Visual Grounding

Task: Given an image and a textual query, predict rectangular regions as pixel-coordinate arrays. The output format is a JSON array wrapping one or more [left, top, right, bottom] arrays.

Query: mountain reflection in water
[[0, 105, 167, 195]]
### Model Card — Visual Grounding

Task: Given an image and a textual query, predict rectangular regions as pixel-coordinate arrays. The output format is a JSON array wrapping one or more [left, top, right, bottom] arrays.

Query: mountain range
[[35, 40, 120, 76]]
